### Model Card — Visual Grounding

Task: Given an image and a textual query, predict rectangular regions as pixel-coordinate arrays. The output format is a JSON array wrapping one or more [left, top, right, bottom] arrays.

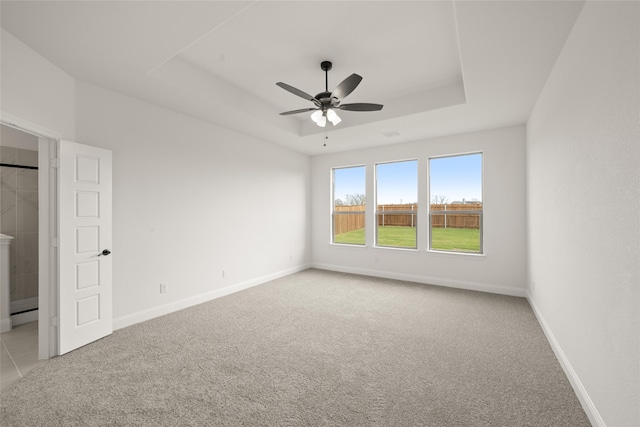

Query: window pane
[[429, 153, 482, 253], [376, 160, 418, 249], [333, 166, 365, 245]]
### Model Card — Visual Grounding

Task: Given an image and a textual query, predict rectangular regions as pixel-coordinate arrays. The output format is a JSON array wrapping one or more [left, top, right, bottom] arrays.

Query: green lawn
[[431, 227, 481, 252], [334, 228, 366, 245], [376, 226, 417, 248], [334, 226, 481, 253]]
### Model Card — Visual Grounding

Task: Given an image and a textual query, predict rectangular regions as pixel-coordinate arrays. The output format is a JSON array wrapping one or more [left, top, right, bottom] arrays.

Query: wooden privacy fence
[[334, 203, 482, 234], [333, 205, 366, 235], [377, 204, 417, 227], [430, 203, 482, 229]]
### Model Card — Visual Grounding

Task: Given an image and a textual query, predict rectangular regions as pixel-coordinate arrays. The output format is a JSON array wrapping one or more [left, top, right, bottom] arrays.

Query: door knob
[[98, 249, 111, 256]]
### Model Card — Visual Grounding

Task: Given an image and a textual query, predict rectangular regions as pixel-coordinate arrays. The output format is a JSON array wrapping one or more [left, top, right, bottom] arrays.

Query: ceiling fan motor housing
[[315, 91, 337, 108]]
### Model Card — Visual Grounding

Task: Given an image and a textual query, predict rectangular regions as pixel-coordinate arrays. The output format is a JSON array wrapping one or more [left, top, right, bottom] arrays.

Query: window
[[375, 160, 418, 249], [428, 153, 483, 254], [332, 166, 366, 245]]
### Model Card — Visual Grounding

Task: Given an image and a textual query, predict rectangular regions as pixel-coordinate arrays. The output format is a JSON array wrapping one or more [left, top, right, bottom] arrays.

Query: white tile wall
[[0, 147, 39, 310]]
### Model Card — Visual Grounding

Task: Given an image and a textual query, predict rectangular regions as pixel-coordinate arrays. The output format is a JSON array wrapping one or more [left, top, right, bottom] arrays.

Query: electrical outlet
[[532, 281, 536, 291], [160, 283, 168, 294], [222, 270, 227, 278]]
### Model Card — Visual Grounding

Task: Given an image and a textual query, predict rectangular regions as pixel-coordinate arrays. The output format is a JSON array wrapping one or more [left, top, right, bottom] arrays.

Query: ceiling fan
[[276, 61, 383, 127]]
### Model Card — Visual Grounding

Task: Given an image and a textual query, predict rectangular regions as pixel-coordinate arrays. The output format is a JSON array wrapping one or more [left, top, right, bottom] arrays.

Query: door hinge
[[49, 316, 58, 327], [50, 237, 59, 247], [50, 158, 59, 169]]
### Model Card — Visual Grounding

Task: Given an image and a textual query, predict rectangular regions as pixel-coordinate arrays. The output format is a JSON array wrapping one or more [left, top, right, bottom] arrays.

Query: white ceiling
[[0, 1, 584, 155]]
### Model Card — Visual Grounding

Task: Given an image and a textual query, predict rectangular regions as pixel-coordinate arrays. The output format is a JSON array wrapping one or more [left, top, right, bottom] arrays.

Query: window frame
[[427, 152, 484, 255], [374, 159, 419, 250], [331, 164, 366, 246]]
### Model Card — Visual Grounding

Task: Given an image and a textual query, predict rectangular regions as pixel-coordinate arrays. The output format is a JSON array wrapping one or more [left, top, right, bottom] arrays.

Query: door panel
[[59, 141, 112, 355]]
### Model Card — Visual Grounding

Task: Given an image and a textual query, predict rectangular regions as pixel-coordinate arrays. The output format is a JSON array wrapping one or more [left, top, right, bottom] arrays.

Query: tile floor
[[1, 321, 44, 391]]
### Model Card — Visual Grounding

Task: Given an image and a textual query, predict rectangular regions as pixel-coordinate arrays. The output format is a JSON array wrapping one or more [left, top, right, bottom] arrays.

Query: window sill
[[426, 250, 486, 260], [330, 242, 367, 250], [373, 245, 420, 254]]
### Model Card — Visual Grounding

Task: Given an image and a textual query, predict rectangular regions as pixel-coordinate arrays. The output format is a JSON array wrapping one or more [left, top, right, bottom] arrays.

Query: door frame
[[1, 112, 60, 359]]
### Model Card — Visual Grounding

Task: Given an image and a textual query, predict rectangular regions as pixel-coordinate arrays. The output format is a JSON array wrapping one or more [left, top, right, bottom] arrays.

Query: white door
[[58, 141, 112, 355]]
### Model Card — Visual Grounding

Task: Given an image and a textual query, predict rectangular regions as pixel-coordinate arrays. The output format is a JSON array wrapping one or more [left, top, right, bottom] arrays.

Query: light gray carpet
[[1, 269, 590, 426]]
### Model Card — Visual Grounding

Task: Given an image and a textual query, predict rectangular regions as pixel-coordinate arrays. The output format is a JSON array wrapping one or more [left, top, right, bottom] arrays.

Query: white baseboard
[[113, 264, 311, 331], [311, 262, 526, 297], [11, 297, 38, 314], [12, 309, 38, 326], [527, 294, 605, 427], [0, 317, 12, 333]]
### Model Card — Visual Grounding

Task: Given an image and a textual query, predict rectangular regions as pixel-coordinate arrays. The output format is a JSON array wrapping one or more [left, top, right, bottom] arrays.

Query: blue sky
[[333, 153, 482, 205], [333, 166, 366, 204], [429, 153, 482, 203], [376, 160, 418, 204]]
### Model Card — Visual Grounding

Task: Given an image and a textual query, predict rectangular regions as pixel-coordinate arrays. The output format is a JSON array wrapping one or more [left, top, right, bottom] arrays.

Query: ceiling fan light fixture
[[316, 114, 327, 127], [310, 110, 323, 124], [327, 108, 341, 125]]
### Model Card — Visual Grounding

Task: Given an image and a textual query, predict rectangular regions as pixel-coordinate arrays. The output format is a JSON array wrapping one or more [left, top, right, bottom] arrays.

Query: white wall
[[311, 125, 527, 296], [75, 83, 311, 324], [527, 2, 639, 426], [0, 29, 76, 140], [0, 125, 39, 150], [1, 28, 312, 330]]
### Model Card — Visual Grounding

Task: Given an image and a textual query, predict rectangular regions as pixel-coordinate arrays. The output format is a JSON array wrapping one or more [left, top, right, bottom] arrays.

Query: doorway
[[0, 125, 40, 326], [1, 114, 113, 360], [1, 116, 58, 360], [0, 125, 47, 386]]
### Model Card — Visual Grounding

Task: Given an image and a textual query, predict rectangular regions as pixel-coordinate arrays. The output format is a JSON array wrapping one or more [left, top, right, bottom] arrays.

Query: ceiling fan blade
[[338, 103, 384, 112], [332, 74, 362, 100], [279, 107, 319, 116], [276, 82, 321, 107]]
